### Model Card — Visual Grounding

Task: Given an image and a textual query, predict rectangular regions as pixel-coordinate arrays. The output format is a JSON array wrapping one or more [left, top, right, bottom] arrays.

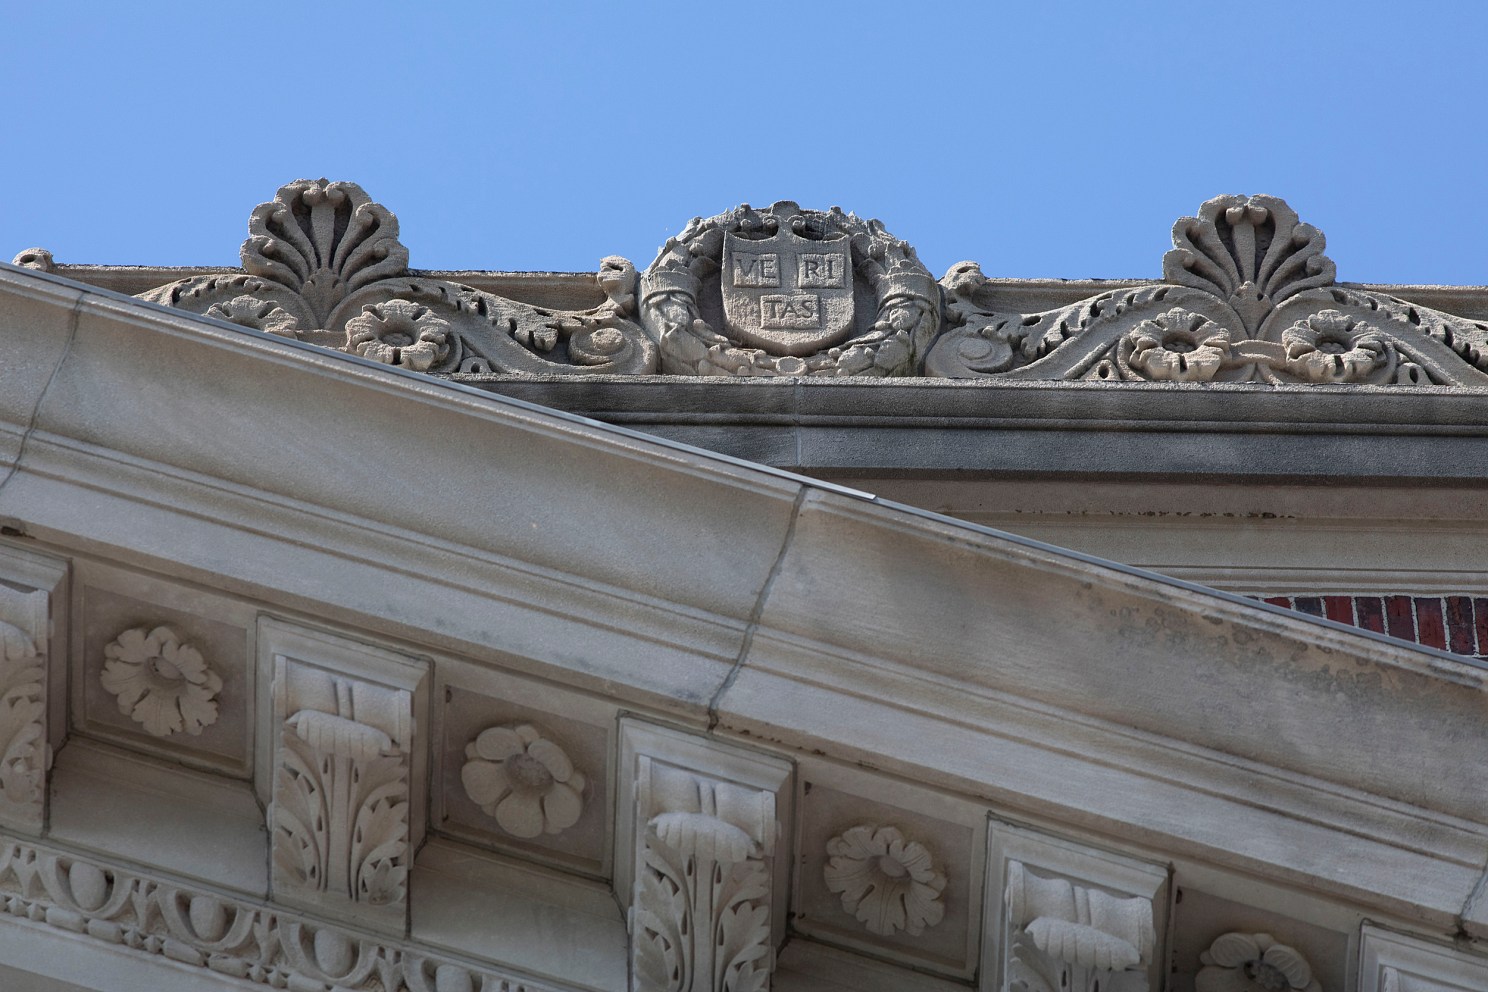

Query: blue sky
[[3, 2, 1485, 285]]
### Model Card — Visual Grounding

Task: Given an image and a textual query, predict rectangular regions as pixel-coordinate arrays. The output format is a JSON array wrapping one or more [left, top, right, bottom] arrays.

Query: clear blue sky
[[3, 2, 1485, 285]]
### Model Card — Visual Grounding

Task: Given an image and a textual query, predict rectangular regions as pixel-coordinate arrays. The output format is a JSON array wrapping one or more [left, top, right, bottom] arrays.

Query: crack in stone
[[0, 292, 84, 501], [1457, 849, 1488, 937], [707, 487, 807, 731]]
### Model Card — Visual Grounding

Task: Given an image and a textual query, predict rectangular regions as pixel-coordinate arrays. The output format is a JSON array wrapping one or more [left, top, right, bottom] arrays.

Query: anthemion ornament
[[460, 723, 586, 839], [822, 824, 946, 937], [100, 626, 222, 737]]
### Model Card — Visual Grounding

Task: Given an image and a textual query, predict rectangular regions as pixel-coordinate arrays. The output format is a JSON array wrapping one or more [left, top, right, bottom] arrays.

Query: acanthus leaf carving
[[270, 669, 412, 929], [0, 586, 48, 823], [632, 763, 775, 992], [1004, 861, 1154, 992]]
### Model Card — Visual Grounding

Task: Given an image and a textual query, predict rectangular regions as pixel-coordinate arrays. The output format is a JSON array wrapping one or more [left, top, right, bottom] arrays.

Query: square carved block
[[792, 757, 985, 981], [436, 676, 614, 880], [72, 559, 255, 777]]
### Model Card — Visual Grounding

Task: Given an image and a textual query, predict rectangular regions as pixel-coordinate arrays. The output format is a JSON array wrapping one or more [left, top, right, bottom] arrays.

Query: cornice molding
[[14, 180, 1488, 385]]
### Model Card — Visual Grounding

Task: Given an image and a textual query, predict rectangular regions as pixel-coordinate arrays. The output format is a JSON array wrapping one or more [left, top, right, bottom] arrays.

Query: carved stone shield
[[721, 228, 854, 355]]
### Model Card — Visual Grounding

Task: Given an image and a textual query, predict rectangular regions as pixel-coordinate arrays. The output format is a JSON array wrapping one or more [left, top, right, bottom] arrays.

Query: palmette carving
[[928, 195, 1488, 387], [0, 835, 563, 991], [632, 766, 775, 992], [1004, 861, 1154, 992], [138, 179, 657, 375], [0, 587, 48, 818]]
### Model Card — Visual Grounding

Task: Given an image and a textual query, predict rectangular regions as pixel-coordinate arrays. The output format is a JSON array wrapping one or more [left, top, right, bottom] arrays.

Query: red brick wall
[[1259, 594, 1488, 660]]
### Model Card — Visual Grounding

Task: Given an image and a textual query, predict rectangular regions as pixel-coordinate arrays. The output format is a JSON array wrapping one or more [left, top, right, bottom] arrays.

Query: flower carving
[[823, 824, 946, 936], [100, 626, 222, 738], [205, 294, 301, 337], [1125, 308, 1233, 382], [1197, 932, 1321, 992], [344, 299, 451, 371], [460, 723, 585, 839], [1282, 310, 1386, 382]]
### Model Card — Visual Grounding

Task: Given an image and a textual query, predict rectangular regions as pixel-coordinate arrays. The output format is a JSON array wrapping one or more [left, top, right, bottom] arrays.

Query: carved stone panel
[[1359, 925, 1488, 992], [258, 618, 428, 933], [984, 821, 1168, 992], [794, 758, 984, 981], [618, 719, 792, 992], [436, 674, 614, 879], [0, 544, 66, 836], [73, 560, 254, 777]]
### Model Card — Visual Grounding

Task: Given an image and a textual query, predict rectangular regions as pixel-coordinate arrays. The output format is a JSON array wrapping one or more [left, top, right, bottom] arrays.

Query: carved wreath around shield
[[640, 201, 940, 376]]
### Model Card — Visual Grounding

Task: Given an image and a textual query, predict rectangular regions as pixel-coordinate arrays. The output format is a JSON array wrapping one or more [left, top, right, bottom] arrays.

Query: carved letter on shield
[[722, 230, 854, 356]]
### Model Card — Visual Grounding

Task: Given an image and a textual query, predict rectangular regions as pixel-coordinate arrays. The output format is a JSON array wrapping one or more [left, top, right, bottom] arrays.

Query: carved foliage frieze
[[263, 621, 427, 932], [926, 194, 1488, 387], [0, 834, 564, 991], [640, 201, 940, 376], [0, 584, 49, 830], [620, 721, 792, 992], [136, 179, 658, 376]]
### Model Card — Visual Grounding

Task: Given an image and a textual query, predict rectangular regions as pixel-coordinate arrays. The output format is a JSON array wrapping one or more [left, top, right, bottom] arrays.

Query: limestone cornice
[[1, 257, 1486, 952]]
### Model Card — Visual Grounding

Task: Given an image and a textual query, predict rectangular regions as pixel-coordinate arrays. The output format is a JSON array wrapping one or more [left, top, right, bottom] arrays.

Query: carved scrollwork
[[927, 195, 1488, 388], [138, 179, 658, 376], [640, 201, 939, 376]]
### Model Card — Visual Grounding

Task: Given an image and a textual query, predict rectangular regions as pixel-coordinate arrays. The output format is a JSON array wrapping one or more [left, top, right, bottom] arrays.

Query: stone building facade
[[0, 181, 1485, 991]]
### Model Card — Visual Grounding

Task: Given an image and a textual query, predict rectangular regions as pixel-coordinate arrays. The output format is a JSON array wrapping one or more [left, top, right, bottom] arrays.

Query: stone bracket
[[256, 617, 429, 934], [617, 719, 793, 992], [983, 819, 1169, 992], [0, 544, 66, 836], [1359, 924, 1488, 992]]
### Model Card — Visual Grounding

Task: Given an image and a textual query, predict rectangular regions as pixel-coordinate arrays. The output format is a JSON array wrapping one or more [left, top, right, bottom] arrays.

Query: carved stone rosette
[[138, 179, 657, 376], [640, 201, 940, 376], [927, 194, 1488, 387]]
